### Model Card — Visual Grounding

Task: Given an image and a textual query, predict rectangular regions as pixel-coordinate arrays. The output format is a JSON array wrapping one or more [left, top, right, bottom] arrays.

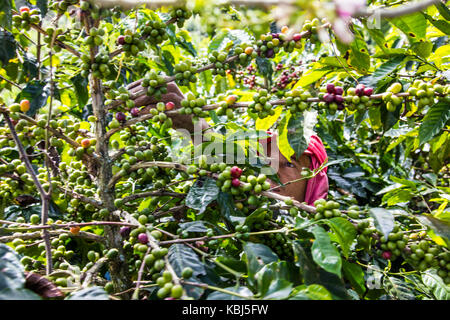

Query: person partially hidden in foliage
[[129, 79, 329, 205]]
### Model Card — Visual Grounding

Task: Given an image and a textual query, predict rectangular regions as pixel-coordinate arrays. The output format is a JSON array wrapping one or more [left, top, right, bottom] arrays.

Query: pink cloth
[[303, 135, 329, 205]]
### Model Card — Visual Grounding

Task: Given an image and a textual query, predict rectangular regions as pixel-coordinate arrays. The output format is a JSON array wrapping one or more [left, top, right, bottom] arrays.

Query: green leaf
[[0, 30, 16, 64], [293, 67, 332, 88], [292, 241, 350, 299], [37, 0, 48, 17], [388, 12, 427, 42], [263, 279, 292, 299], [66, 287, 109, 300], [326, 217, 357, 258], [435, 2, 450, 21], [243, 242, 278, 287], [255, 106, 283, 131], [0, 244, 26, 292], [178, 221, 209, 233], [0, 0, 12, 29], [287, 114, 309, 159], [411, 41, 434, 59], [362, 56, 405, 88], [342, 260, 366, 296], [15, 80, 50, 117], [255, 56, 273, 84], [168, 244, 206, 277], [71, 74, 89, 108], [416, 214, 450, 245], [418, 102, 450, 145], [311, 225, 342, 278], [383, 276, 417, 300], [168, 244, 206, 299], [421, 269, 450, 300], [369, 208, 395, 238], [185, 177, 219, 214], [161, 50, 175, 75], [290, 284, 332, 300], [277, 112, 295, 161], [206, 286, 253, 300]]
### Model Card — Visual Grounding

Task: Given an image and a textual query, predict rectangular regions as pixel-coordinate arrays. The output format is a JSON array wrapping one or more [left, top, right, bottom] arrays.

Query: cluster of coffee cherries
[[179, 93, 208, 119], [117, 30, 146, 57], [120, 225, 186, 299], [80, 51, 112, 79], [79, 0, 111, 20], [49, 0, 79, 14], [284, 88, 313, 114], [318, 83, 346, 113], [344, 84, 374, 112], [273, 66, 301, 91], [382, 82, 404, 112], [404, 234, 450, 283], [301, 18, 320, 41], [173, 60, 197, 86], [215, 94, 238, 120], [248, 89, 275, 119], [12, 6, 40, 31], [233, 43, 258, 66], [169, 6, 193, 28], [208, 50, 230, 77], [256, 33, 283, 59], [148, 102, 174, 131], [104, 83, 135, 111], [84, 27, 106, 47], [238, 65, 257, 89], [0, 158, 35, 200], [141, 70, 168, 101], [406, 80, 447, 109], [377, 226, 409, 262], [142, 19, 169, 46], [310, 199, 343, 220], [43, 27, 65, 52]]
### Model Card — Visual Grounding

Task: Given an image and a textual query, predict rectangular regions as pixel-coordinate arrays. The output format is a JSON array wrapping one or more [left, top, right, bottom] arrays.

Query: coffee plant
[[0, 0, 449, 301]]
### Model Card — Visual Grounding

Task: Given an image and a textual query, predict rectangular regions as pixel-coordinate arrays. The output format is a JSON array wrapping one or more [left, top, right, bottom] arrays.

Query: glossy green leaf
[[369, 208, 395, 238], [326, 217, 357, 258], [66, 287, 109, 300], [311, 225, 342, 278], [185, 177, 219, 214], [418, 102, 450, 145], [421, 269, 450, 300]]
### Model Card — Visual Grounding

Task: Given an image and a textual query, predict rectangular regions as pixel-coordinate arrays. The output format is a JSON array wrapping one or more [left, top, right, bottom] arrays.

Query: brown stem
[[1, 112, 53, 275]]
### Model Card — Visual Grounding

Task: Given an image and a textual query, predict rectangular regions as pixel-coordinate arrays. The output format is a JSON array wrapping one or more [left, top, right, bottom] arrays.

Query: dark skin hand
[[130, 80, 311, 202]]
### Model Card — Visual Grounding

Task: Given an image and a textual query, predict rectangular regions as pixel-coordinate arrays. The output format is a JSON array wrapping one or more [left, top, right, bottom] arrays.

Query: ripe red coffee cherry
[[326, 83, 335, 94], [382, 251, 392, 260], [165, 101, 175, 110], [335, 95, 344, 104], [116, 112, 126, 122], [138, 233, 148, 244], [293, 33, 302, 41], [81, 139, 91, 148], [323, 93, 335, 103], [231, 178, 241, 187], [334, 86, 344, 95], [230, 166, 243, 179], [364, 87, 373, 96], [20, 6, 30, 13], [130, 107, 140, 117], [355, 84, 366, 96], [119, 226, 131, 237], [117, 35, 125, 45]]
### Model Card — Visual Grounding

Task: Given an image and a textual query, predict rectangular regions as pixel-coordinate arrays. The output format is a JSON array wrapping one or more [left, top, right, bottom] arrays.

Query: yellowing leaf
[[255, 106, 283, 131]]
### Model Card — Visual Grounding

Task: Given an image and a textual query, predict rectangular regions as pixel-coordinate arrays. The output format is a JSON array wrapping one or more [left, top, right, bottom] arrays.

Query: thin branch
[[354, 0, 441, 18]]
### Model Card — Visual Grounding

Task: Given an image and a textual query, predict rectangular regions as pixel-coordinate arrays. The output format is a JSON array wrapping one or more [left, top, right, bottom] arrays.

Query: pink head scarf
[[303, 134, 329, 205]]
